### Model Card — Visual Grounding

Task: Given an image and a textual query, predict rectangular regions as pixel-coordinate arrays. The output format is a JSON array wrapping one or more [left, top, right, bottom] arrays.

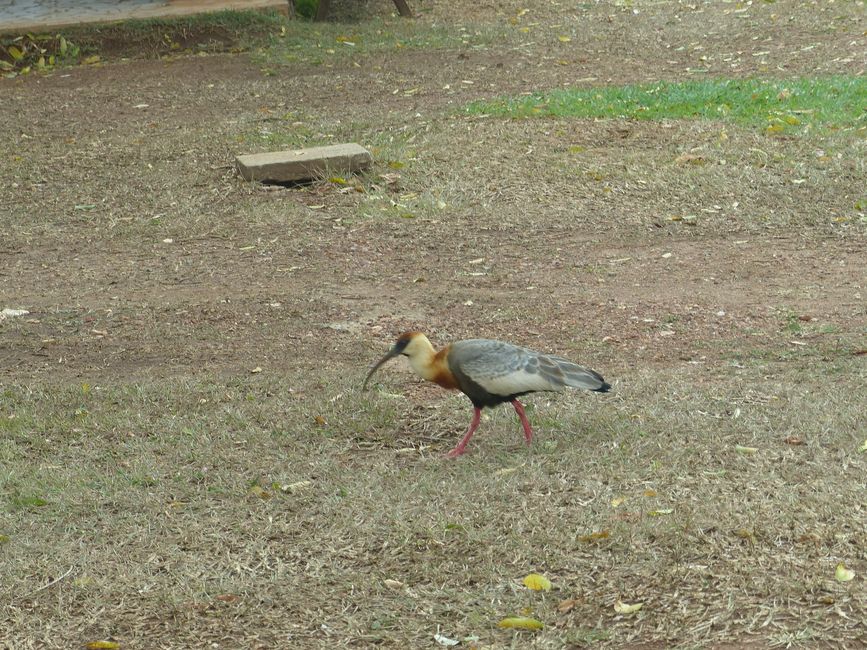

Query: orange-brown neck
[[431, 346, 458, 390], [405, 336, 458, 390]]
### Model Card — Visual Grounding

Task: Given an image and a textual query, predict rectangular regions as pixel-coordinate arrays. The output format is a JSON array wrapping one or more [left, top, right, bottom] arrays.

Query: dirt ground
[[1, 1, 865, 648]]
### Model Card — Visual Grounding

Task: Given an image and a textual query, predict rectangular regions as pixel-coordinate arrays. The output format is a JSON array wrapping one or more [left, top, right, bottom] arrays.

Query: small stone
[[236, 143, 372, 183]]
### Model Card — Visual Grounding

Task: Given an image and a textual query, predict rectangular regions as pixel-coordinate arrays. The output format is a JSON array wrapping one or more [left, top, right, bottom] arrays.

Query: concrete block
[[236, 143, 372, 183]]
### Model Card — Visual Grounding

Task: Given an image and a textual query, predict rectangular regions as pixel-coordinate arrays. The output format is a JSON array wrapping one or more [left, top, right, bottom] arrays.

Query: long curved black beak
[[362, 347, 400, 390]]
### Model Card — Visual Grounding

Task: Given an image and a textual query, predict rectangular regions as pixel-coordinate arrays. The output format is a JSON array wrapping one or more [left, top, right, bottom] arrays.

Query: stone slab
[[235, 143, 373, 183]]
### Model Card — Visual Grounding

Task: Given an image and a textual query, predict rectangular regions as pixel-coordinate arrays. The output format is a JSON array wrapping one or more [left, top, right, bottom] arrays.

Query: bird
[[362, 332, 610, 458]]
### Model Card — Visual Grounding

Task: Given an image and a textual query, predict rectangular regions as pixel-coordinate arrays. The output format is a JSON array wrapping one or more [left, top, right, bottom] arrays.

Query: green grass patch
[[466, 77, 867, 133]]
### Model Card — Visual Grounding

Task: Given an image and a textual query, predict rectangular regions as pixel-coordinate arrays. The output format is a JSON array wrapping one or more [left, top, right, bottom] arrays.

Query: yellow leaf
[[835, 563, 855, 582], [558, 35, 571, 42], [517, 8, 529, 16], [387, 160, 405, 169], [611, 496, 625, 508], [643, 489, 657, 497], [648, 508, 673, 516], [313, 415, 327, 426], [578, 530, 610, 543], [783, 115, 801, 126], [734, 528, 754, 541], [858, 439, 867, 453], [8, 45, 23, 60], [83, 55, 101, 65], [614, 600, 643, 614], [735, 445, 759, 454], [86, 643, 120, 650], [522, 573, 552, 591], [329, 176, 347, 185], [498, 617, 544, 630], [247, 485, 271, 500], [765, 123, 785, 134]]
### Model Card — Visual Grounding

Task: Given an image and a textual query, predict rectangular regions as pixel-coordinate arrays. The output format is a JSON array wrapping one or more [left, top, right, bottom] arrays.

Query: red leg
[[511, 399, 533, 445], [446, 407, 482, 458]]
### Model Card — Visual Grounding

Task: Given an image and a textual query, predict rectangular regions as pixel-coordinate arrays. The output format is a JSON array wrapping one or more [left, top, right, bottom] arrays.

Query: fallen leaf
[[558, 598, 578, 613], [384, 579, 404, 590], [835, 563, 855, 582], [558, 35, 571, 42], [648, 508, 673, 516], [783, 436, 805, 446], [247, 485, 271, 500], [1, 308, 29, 318], [498, 617, 544, 630], [859, 440, 867, 453], [314, 415, 327, 426], [578, 530, 610, 543], [523, 573, 552, 591], [215, 593, 239, 603], [735, 445, 759, 455], [614, 600, 643, 614], [434, 632, 459, 647], [642, 489, 657, 497], [82, 55, 101, 65], [276, 480, 312, 494], [611, 496, 626, 508], [675, 152, 705, 165], [250, 366, 262, 374], [86, 643, 120, 650]]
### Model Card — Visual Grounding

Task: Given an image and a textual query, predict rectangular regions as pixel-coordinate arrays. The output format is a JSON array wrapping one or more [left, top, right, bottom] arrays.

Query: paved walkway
[[0, 0, 287, 34]]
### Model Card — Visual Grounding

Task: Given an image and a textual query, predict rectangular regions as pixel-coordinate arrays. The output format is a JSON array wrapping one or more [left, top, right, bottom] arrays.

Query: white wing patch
[[472, 368, 560, 396]]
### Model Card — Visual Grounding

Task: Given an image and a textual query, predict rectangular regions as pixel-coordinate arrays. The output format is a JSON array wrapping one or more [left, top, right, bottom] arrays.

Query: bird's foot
[[445, 446, 468, 459]]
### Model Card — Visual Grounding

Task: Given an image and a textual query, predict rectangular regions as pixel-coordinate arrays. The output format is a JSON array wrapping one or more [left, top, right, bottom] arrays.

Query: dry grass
[[1, 0, 866, 647], [2, 359, 865, 648]]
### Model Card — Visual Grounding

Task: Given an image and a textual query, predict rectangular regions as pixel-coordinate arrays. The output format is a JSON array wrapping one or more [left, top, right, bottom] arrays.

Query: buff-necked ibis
[[363, 332, 610, 457]]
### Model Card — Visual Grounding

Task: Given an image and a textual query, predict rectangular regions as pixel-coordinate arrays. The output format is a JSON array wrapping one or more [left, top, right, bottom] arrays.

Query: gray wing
[[450, 339, 606, 396]]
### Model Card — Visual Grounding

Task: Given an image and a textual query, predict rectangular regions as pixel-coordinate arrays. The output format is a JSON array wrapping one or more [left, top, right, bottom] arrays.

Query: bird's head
[[362, 331, 429, 390]]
